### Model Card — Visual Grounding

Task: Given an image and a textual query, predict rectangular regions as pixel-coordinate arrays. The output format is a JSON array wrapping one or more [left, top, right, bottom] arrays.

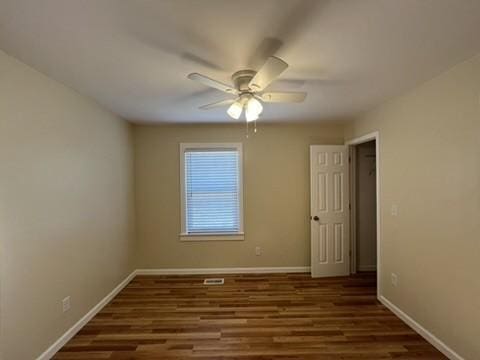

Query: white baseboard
[[379, 295, 463, 360], [36, 267, 308, 359], [358, 264, 377, 271], [36, 270, 137, 360], [136, 266, 310, 275], [35, 270, 464, 360]]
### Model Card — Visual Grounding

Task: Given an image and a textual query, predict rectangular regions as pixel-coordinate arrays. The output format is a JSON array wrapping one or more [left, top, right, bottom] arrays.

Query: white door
[[310, 145, 350, 277]]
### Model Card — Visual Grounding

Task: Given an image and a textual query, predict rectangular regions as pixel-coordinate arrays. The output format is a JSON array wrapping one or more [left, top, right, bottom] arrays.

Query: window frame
[[179, 142, 244, 241]]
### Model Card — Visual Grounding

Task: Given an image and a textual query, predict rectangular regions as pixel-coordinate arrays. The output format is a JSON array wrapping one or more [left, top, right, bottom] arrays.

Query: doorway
[[350, 140, 377, 272], [347, 132, 380, 297], [309, 133, 380, 297]]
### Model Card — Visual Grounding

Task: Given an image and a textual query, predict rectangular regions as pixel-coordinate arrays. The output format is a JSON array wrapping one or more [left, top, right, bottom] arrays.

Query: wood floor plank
[[53, 272, 446, 359]]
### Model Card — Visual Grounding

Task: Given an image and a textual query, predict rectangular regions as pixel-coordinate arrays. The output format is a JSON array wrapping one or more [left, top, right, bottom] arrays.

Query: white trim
[[136, 267, 310, 275], [36, 266, 463, 360], [346, 131, 381, 299], [36, 267, 309, 359], [379, 296, 463, 360], [349, 145, 357, 274], [36, 270, 137, 360], [346, 131, 379, 146], [180, 233, 244, 241], [179, 142, 244, 237], [346, 132, 464, 359]]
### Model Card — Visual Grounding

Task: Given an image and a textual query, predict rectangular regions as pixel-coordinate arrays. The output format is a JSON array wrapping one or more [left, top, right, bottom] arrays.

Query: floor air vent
[[203, 278, 224, 285]]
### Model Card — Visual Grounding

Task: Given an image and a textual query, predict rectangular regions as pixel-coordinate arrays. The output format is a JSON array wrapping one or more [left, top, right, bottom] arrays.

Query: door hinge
[[349, 203, 351, 210], [348, 156, 351, 163]]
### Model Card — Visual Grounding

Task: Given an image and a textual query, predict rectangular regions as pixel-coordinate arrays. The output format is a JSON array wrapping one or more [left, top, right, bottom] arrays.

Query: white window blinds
[[184, 148, 241, 234]]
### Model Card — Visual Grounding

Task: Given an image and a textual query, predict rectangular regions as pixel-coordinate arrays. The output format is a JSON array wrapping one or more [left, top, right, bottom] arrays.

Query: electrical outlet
[[391, 204, 398, 216], [255, 246, 261, 256], [62, 296, 71, 312], [391, 273, 398, 287]]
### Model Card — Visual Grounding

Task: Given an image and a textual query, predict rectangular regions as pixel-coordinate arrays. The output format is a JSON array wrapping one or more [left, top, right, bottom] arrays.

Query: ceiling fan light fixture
[[227, 101, 243, 119], [245, 107, 259, 122], [187, 56, 307, 124], [246, 97, 263, 115]]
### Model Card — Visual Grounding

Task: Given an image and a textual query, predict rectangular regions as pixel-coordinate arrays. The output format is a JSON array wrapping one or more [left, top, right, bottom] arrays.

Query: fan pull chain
[[245, 120, 258, 138]]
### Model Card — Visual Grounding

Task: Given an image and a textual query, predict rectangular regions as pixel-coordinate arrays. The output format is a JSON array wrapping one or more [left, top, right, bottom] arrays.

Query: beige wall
[[355, 141, 377, 271], [134, 123, 344, 269], [0, 51, 136, 359], [345, 54, 480, 358]]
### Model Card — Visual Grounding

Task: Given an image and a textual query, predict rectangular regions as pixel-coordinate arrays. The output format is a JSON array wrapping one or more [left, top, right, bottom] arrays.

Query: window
[[180, 143, 244, 241]]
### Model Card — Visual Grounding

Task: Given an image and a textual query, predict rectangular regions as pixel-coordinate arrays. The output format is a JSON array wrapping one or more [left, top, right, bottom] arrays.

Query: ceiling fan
[[187, 56, 307, 122]]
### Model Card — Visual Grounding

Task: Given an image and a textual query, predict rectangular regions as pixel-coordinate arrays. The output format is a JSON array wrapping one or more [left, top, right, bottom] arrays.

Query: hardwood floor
[[54, 272, 445, 359]]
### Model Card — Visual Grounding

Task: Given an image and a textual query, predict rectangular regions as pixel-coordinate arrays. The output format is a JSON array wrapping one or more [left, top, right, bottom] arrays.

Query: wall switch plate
[[255, 246, 261, 256], [391, 273, 398, 287], [391, 204, 398, 216], [62, 296, 71, 312]]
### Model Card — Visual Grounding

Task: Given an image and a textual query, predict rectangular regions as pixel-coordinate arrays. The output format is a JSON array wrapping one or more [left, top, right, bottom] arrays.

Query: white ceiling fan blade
[[248, 56, 288, 91], [260, 91, 307, 103], [199, 98, 236, 110], [188, 73, 238, 94]]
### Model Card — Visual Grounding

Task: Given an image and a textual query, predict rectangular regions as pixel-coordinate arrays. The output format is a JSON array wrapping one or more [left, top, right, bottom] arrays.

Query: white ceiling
[[1, 0, 480, 123]]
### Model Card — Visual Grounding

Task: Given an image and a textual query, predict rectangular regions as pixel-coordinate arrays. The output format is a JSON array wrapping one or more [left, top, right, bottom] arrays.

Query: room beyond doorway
[[353, 140, 377, 272], [347, 132, 380, 297]]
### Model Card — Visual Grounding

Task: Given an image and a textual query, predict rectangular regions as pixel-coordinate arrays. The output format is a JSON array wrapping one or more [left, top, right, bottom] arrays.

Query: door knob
[[312, 216, 319, 221]]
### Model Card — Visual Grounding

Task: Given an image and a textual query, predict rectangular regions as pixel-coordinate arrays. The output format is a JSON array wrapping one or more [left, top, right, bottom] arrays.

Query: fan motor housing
[[231, 70, 256, 92]]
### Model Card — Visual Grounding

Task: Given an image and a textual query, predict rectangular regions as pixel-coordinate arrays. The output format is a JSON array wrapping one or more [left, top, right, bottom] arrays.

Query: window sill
[[179, 232, 245, 242]]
